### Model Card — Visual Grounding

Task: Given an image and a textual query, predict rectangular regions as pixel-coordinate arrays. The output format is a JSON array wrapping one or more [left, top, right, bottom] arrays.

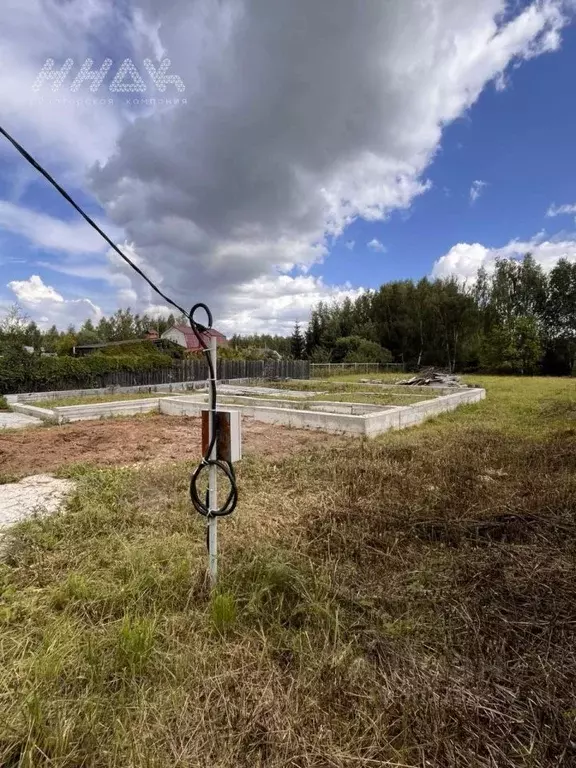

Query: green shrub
[[97, 340, 182, 358], [332, 336, 392, 364], [0, 394, 9, 411], [0, 350, 173, 394]]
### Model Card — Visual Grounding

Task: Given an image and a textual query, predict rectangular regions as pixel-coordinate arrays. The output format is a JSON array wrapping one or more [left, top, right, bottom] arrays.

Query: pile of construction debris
[[397, 368, 466, 388]]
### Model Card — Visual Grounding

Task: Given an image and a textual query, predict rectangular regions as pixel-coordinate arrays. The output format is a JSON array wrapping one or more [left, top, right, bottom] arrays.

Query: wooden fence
[[99, 359, 310, 389]]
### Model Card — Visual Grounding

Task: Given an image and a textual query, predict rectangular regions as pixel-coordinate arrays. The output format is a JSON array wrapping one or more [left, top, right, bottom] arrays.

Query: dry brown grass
[[0, 376, 575, 766], [303, 430, 576, 766]]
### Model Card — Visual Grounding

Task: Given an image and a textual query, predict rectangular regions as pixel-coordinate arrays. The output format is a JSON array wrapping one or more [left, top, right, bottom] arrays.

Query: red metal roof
[[169, 324, 227, 350], [173, 324, 226, 338]]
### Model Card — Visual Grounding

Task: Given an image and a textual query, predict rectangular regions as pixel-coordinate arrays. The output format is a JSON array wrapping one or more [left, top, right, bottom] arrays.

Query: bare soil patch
[[0, 414, 334, 477]]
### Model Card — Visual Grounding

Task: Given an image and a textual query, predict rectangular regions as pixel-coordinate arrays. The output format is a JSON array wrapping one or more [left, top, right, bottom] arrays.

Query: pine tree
[[305, 310, 323, 357], [291, 322, 305, 360]]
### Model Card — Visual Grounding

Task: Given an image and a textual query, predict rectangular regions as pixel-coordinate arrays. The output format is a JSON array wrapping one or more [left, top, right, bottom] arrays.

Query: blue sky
[[317, 20, 576, 288], [1, 0, 575, 333]]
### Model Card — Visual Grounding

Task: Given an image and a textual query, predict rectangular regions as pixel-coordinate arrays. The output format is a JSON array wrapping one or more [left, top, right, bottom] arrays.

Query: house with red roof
[[160, 324, 227, 352]]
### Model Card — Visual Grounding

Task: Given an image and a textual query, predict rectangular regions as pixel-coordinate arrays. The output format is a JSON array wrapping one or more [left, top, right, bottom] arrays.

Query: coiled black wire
[[188, 303, 238, 518], [0, 124, 238, 518]]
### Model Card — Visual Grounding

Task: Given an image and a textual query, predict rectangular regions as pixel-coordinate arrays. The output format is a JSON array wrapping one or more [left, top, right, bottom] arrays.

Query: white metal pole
[[208, 334, 218, 586]]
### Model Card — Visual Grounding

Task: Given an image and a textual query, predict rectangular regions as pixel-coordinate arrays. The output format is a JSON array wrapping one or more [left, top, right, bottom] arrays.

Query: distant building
[[144, 329, 159, 340], [161, 324, 227, 352]]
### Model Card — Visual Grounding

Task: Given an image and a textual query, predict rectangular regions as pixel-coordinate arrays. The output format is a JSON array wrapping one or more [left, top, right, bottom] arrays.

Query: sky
[[1, 0, 576, 335]]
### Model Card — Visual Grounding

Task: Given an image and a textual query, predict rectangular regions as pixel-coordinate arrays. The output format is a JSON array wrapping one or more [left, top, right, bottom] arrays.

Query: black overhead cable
[[0, 123, 237, 518], [0, 125, 190, 319]]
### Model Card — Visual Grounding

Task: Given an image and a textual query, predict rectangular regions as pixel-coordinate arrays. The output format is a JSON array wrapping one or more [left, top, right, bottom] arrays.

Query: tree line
[[2, 254, 575, 374], [0, 306, 182, 356], [288, 255, 575, 374], [0, 306, 293, 362], [0, 306, 296, 362]]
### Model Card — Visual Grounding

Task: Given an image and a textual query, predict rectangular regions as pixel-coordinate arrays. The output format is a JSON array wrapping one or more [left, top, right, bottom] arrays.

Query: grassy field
[[31, 392, 173, 409], [0, 375, 575, 766]]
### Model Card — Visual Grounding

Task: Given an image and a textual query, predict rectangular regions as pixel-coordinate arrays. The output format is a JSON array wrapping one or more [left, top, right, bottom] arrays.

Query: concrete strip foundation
[[309, 379, 469, 397], [11, 403, 56, 421], [168, 392, 384, 415], [13, 399, 160, 424], [160, 387, 485, 437], [53, 398, 160, 424], [159, 396, 369, 435], [218, 385, 318, 398], [363, 388, 485, 437], [7, 380, 207, 405], [6, 378, 293, 406], [7, 383, 486, 437]]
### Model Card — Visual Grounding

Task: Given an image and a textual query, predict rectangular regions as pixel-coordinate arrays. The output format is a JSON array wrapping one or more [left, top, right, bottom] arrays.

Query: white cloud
[[0, 0, 127, 174], [216, 274, 365, 335], [546, 202, 576, 218], [0, 201, 112, 255], [470, 179, 488, 204], [432, 233, 576, 281], [131, 273, 365, 337], [7, 274, 102, 328], [367, 238, 387, 253], [8, 274, 63, 304], [0, 200, 130, 309], [88, 0, 570, 325], [0, 0, 572, 334]]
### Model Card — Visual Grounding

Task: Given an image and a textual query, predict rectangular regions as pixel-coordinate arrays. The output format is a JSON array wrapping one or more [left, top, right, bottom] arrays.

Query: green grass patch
[[309, 390, 433, 406], [31, 391, 173, 408], [0, 376, 575, 766], [312, 370, 404, 384]]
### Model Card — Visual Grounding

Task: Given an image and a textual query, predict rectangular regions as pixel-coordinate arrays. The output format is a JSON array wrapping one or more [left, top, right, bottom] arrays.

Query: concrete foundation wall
[[161, 387, 485, 437], [159, 398, 205, 418], [219, 385, 317, 398], [9, 382, 485, 437], [160, 397, 368, 434], [364, 388, 485, 436], [11, 403, 56, 421], [306, 401, 387, 416], [168, 392, 385, 415], [243, 406, 367, 434], [53, 399, 160, 424], [10, 380, 207, 404], [206, 395, 384, 415]]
